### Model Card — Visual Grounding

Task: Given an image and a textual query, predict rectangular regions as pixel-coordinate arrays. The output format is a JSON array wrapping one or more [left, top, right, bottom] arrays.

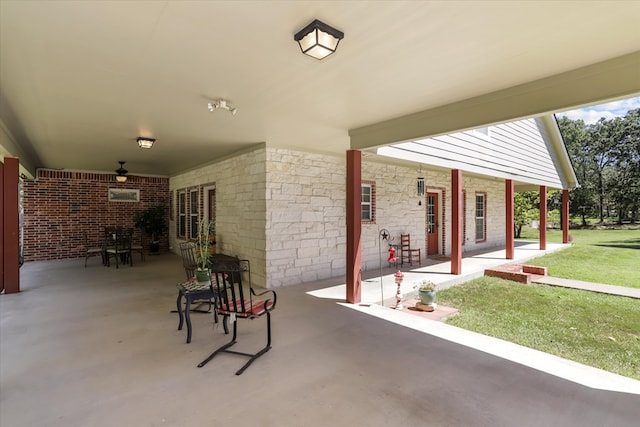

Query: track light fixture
[[115, 161, 128, 183], [207, 99, 237, 115]]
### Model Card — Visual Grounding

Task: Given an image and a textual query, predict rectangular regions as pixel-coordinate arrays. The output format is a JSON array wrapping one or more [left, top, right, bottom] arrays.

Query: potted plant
[[134, 205, 167, 253], [415, 280, 437, 306], [194, 218, 215, 283]]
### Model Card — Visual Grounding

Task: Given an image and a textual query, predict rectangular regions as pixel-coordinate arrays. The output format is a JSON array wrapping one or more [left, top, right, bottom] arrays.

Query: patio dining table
[[175, 254, 248, 343]]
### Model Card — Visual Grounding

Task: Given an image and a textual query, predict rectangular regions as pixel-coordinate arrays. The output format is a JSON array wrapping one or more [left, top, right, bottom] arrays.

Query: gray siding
[[378, 117, 566, 189]]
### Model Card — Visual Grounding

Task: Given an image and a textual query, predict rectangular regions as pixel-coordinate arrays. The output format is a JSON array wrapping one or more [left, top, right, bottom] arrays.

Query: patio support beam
[[505, 179, 514, 259], [539, 185, 547, 251], [2, 157, 20, 293], [451, 169, 463, 275], [562, 189, 570, 244], [349, 52, 640, 151], [346, 150, 362, 303]]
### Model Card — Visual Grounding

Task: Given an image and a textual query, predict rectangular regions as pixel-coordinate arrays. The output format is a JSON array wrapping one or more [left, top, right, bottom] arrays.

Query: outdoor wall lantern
[[417, 176, 425, 196], [294, 19, 344, 60], [137, 137, 155, 149], [115, 161, 128, 183]]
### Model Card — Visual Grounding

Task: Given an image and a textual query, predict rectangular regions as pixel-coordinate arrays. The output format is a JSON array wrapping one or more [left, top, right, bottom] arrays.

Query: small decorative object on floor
[[394, 270, 404, 309], [415, 280, 437, 307], [414, 302, 435, 312]]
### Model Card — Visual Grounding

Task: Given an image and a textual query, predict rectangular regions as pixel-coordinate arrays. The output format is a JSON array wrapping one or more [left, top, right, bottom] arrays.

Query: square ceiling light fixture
[[137, 137, 155, 149], [294, 19, 344, 60]]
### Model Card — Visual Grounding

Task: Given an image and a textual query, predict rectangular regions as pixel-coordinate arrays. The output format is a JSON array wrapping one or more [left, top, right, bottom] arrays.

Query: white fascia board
[[377, 145, 565, 189], [538, 115, 580, 189]]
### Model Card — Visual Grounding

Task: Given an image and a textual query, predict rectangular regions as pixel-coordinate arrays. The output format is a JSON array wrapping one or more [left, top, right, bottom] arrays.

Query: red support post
[[346, 150, 362, 303], [505, 179, 514, 259], [562, 189, 570, 244], [539, 185, 547, 251], [451, 169, 462, 275], [2, 157, 20, 293]]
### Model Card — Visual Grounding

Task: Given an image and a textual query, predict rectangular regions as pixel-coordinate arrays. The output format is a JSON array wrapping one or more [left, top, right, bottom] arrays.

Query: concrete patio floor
[[2, 246, 639, 426]]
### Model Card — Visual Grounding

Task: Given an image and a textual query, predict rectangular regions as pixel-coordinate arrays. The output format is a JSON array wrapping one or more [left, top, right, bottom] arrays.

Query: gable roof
[[376, 115, 578, 190]]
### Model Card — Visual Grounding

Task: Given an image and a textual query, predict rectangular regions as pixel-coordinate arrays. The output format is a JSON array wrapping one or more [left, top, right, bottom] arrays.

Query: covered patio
[[1, 246, 638, 427]]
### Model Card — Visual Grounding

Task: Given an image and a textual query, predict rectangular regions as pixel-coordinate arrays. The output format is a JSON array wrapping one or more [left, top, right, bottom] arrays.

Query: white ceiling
[[1, 1, 639, 177]]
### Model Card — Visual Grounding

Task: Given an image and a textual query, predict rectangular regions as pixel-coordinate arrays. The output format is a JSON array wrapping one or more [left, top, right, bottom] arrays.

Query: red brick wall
[[22, 170, 169, 262]]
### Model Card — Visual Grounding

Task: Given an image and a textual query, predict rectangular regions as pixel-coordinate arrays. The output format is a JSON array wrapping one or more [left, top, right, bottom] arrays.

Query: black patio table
[[175, 254, 248, 343]]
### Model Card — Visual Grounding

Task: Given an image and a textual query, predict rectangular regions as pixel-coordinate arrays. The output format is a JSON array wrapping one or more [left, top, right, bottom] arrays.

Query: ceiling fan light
[[115, 161, 128, 182]]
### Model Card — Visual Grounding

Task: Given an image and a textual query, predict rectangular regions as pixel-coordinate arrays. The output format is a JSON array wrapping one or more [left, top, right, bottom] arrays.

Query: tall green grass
[[517, 228, 640, 288], [437, 277, 640, 380]]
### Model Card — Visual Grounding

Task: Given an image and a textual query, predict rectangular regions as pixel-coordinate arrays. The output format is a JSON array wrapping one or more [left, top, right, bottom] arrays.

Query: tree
[[557, 108, 640, 225], [586, 117, 619, 223], [607, 108, 640, 223], [557, 117, 596, 225], [514, 191, 538, 238]]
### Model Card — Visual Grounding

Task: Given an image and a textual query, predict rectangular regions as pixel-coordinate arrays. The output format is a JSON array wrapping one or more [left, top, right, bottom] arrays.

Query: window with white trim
[[177, 190, 186, 238], [475, 193, 486, 242], [361, 182, 376, 223], [361, 184, 372, 222], [189, 189, 198, 239], [462, 190, 466, 245]]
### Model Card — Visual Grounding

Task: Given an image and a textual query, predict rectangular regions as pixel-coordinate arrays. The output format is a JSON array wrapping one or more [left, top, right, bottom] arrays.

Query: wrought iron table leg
[[177, 291, 184, 331], [185, 297, 193, 343]]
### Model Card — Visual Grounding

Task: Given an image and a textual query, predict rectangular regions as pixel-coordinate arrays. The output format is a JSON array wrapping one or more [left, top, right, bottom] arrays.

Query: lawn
[[437, 276, 640, 380], [516, 227, 640, 288]]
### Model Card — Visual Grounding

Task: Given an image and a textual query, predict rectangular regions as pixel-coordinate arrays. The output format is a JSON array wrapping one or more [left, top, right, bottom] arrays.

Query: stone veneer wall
[[169, 148, 268, 287], [265, 149, 346, 287], [357, 165, 506, 269], [170, 146, 507, 289], [264, 149, 506, 286], [461, 176, 506, 251], [22, 170, 169, 261]]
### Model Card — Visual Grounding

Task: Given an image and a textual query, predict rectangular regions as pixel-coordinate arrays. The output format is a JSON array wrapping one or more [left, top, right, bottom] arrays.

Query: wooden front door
[[426, 192, 439, 255]]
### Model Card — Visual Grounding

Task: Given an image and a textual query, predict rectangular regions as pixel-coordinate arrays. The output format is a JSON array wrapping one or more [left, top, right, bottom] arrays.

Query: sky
[[556, 96, 640, 124]]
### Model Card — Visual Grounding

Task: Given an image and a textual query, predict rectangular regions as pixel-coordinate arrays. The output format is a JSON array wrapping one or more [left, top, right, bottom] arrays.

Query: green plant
[[134, 205, 167, 242], [415, 280, 436, 291], [194, 218, 215, 270]]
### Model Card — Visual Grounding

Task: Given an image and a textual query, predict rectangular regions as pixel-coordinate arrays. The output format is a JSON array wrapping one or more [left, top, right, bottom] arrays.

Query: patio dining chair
[[179, 241, 199, 280], [129, 228, 146, 262], [105, 228, 132, 268], [197, 265, 277, 375], [178, 241, 211, 311], [400, 233, 421, 266], [83, 231, 104, 267]]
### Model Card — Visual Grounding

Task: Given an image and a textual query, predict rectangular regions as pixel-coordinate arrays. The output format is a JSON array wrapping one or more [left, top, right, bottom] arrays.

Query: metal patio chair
[[197, 264, 277, 375]]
